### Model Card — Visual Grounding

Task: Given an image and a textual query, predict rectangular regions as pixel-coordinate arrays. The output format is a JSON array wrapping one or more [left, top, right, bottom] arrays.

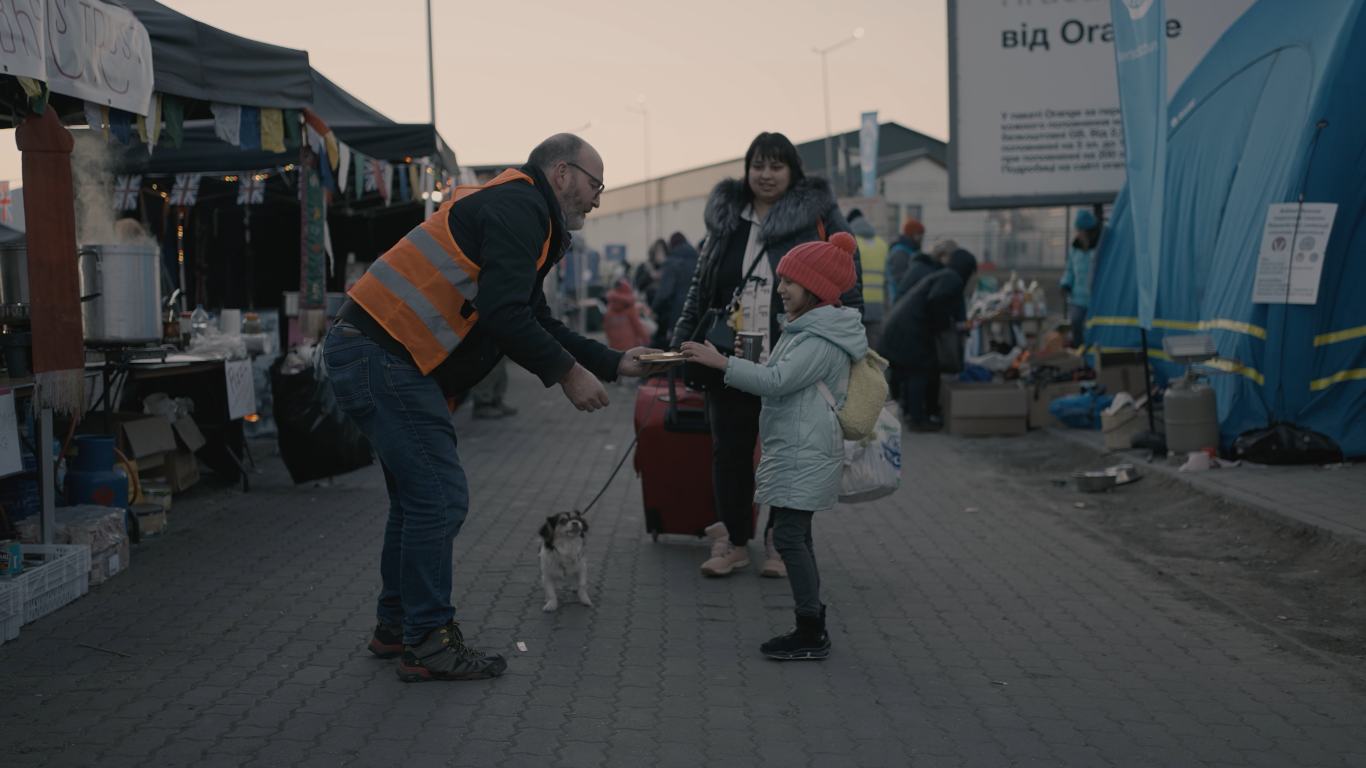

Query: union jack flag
[[363, 159, 382, 193], [237, 174, 266, 205], [113, 175, 141, 211], [168, 174, 202, 207], [0, 181, 11, 225]]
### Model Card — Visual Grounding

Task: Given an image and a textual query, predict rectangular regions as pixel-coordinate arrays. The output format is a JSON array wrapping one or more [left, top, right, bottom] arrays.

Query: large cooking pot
[[78, 244, 162, 344], [0, 242, 28, 320]]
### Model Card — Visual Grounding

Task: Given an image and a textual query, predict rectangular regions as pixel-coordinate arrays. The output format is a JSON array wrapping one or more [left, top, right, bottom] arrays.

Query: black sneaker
[[397, 620, 507, 682], [368, 621, 404, 659], [761, 609, 831, 660]]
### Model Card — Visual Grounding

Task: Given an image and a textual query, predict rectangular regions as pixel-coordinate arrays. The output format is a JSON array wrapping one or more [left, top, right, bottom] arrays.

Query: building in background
[[581, 123, 1093, 275]]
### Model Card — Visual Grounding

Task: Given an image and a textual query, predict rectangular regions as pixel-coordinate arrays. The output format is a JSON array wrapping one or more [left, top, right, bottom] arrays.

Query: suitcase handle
[[665, 367, 710, 434]]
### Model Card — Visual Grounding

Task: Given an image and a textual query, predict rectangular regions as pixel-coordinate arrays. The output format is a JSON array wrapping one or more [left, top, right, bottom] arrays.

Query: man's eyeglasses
[[567, 162, 605, 195]]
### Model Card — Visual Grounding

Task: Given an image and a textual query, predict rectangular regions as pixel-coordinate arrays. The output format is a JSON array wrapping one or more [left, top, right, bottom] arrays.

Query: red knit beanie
[[902, 217, 925, 238], [776, 232, 858, 304]]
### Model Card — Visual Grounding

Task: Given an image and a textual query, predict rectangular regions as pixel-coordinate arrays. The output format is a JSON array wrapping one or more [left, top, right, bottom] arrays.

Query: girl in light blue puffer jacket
[[683, 232, 865, 661]]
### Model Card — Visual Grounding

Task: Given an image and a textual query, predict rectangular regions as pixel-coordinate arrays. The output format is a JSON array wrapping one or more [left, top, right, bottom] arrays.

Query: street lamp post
[[627, 94, 651, 252], [814, 28, 864, 183], [426, 0, 436, 125]]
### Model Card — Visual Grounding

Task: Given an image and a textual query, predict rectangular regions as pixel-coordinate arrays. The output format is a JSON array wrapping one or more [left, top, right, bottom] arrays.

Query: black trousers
[[891, 365, 941, 423], [705, 385, 767, 546]]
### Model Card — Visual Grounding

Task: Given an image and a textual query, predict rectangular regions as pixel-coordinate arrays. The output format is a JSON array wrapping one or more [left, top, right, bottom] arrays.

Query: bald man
[[327, 134, 673, 682]]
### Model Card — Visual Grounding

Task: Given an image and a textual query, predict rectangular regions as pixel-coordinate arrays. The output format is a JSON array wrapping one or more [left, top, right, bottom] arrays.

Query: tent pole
[[1140, 327, 1156, 434]]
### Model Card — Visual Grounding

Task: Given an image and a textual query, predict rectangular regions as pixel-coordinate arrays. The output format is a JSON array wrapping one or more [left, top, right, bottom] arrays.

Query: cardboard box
[[942, 382, 1028, 436], [159, 449, 200, 493], [1025, 349, 1086, 376], [76, 413, 178, 470], [89, 540, 129, 586], [1094, 364, 1149, 397], [171, 415, 207, 454], [1026, 381, 1084, 429], [1101, 407, 1165, 449]]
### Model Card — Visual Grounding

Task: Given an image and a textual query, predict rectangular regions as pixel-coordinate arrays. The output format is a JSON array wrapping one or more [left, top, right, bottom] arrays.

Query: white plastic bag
[[838, 407, 901, 503]]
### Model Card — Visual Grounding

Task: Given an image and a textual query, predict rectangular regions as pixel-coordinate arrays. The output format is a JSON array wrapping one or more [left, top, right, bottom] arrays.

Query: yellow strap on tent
[[1087, 315, 1266, 339], [1313, 325, 1366, 346], [1311, 368, 1366, 391]]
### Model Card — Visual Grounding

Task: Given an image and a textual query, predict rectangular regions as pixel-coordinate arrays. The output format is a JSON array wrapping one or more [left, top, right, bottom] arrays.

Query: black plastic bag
[[1230, 421, 1343, 466], [270, 354, 373, 484]]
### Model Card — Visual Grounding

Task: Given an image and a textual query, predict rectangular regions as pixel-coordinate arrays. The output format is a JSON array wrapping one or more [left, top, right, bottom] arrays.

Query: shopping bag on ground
[[838, 407, 902, 503], [270, 350, 373, 484]]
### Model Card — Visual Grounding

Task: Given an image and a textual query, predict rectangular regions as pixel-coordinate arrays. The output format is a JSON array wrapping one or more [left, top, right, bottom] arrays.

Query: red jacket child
[[604, 280, 651, 351]]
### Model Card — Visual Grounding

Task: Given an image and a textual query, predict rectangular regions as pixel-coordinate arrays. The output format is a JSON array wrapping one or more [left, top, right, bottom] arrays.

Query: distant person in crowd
[[635, 238, 669, 306], [671, 131, 863, 580], [604, 279, 651, 351], [649, 231, 699, 347], [1060, 209, 1101, 348], [682, 233, 864, 660], [878, 249, 978, 432], [886, 217, 925, 303], [846, 208, 889, 345], [469, 358, 517, 419], [895, 236, 958, 301], [326, 133, 674, 683]]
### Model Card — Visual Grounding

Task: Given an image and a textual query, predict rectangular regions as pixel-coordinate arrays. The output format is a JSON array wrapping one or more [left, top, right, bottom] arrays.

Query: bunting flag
[[0, 182, 12, 225], [407, 163, 420, 202], [338, 143, 352, 193], [260, 108, 286, 153], [237, 174, 266, 205], [283, 109, 302, 148], [380, 162, 394, 206], [319, 151, 336, 195], [108, 109, 132, 146], [398, 163, 410, 202], [83, 102, 102, 134], [162, 95, 185, 148], [211, 103, 241, 146], [100, 105, 111, 143], [113, 175, 141, 211], [168, 174, 202, 207], [355, 153, 367, 201], [301, 108, 340, 170], [363, 159, 382, 193], [239, 107, 261, 151]]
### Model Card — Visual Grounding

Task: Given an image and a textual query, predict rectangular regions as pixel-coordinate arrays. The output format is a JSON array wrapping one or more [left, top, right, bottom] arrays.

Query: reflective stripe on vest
[[348, 168, 551, 374]]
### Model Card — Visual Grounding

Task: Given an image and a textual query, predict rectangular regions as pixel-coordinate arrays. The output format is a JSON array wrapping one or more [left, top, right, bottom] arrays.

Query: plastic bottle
[[190, 304, 210, 338], [1008, 272, 1024, 318]]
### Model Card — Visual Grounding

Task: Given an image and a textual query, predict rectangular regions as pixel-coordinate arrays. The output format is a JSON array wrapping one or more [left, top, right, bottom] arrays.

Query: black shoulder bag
[[682, 246, 768, 391]]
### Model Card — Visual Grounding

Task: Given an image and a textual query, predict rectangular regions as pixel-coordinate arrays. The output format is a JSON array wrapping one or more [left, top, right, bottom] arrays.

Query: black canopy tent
[[0, 0, 314, 128]]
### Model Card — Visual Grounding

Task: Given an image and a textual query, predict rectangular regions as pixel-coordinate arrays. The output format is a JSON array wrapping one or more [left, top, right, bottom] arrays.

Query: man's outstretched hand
[[559, 363, 610, 412], [616, 347, 684, 378]]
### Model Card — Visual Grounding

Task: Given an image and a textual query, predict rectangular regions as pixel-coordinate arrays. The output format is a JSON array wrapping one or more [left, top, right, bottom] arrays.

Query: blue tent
[[1088, 0, 1366, 456]]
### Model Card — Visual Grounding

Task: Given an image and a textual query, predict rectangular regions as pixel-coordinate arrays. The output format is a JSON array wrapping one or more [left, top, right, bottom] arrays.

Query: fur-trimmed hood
[[703, 176, 840, 246]]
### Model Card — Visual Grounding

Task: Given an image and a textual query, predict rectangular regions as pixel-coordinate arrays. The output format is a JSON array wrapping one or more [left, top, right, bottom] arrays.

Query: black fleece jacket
[[340, 163, 623, 397]]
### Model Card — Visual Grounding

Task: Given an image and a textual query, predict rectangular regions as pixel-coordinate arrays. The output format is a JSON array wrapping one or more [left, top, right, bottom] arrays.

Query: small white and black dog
[[538, 511, 592, 612]]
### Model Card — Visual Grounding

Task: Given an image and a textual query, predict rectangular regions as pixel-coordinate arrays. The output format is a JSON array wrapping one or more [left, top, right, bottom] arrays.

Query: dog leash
[[580, 384, 660, 516]]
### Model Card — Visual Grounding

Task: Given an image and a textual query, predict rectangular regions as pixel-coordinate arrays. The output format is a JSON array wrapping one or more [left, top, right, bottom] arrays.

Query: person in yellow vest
[[325, 134, 675, 682], [846, 208, 889, 346]]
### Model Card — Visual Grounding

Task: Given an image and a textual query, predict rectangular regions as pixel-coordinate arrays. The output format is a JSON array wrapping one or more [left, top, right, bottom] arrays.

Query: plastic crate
[[16, 545, 91, 625], [0, 578, 20, 644]]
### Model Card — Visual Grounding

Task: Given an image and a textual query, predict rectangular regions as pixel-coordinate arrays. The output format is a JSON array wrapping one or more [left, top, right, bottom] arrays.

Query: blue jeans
[[1070, 304, 1088, 348], [322, 326, 470, 644]]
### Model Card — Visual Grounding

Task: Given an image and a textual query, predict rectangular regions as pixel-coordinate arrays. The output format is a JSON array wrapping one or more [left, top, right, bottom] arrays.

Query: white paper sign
[[0, 0, 155, 115], [1251, 203, 1338, 305], [224, 360, 256, 421], [0, 389, 20, 479]]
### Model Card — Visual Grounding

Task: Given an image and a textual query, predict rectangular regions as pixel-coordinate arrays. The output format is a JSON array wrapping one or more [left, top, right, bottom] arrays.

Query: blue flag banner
[[859, 111, 879, 199], [1110, 0, 1167, 330]]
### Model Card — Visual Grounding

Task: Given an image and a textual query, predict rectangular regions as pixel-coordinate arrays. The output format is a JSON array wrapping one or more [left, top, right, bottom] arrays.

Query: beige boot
[[700, 537, 750, 576], [760, 528, 787, 578]]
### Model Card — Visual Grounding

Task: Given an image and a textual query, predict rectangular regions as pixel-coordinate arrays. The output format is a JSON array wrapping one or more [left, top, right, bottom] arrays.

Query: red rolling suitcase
[[633, 370, 757, 540]]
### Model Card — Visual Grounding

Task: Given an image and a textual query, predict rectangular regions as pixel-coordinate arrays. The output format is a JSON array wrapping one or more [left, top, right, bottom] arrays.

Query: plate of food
[[634, 352, 686, 361]]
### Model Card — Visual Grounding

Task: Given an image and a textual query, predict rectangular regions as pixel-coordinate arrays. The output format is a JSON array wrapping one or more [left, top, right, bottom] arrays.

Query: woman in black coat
[[877, 249, 977, 430], [670, 132, 863, 579]]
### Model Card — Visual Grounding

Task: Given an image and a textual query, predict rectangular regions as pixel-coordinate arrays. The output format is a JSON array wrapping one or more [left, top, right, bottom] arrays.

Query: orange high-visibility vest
[[348, 169, 553, 374]]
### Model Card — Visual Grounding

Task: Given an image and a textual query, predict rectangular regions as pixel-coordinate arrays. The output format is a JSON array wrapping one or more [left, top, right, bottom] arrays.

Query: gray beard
[[564, 209, 587, 231], [561, 187, 589, 231]]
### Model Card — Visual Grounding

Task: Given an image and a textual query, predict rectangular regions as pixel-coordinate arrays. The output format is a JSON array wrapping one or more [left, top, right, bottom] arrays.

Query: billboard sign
[[948, 0, 1254, 210]]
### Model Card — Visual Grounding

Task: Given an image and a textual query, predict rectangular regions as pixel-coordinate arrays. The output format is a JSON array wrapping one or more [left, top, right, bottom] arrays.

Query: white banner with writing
[[0, 0, 155, 115]]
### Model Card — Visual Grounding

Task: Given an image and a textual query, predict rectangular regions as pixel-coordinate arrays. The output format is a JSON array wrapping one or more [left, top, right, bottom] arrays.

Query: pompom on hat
[[776, 232, 858, 304]]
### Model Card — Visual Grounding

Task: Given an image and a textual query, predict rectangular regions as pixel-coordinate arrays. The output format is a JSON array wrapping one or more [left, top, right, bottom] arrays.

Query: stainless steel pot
[[78, 244, 162, 344], [0, 242, 29, 320]]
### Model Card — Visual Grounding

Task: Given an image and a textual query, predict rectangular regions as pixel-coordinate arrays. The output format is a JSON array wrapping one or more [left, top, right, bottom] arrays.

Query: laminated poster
[[1252, 203, 1338, 305]]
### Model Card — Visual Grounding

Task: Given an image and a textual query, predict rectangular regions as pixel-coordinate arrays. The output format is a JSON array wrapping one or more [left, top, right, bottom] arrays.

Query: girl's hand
[[680, 341, 728, 370]]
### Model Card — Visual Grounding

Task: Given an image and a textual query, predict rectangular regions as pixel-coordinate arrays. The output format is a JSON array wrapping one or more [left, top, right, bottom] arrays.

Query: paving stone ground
[[2, 364, 1364, 767]]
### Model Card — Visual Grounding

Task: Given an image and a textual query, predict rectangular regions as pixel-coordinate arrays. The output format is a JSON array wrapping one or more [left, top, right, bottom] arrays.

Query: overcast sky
[[0, 0, 948, 188]]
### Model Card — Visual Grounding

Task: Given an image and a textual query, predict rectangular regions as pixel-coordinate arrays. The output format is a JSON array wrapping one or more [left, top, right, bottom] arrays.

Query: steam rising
[[70, 129, 156, 247]]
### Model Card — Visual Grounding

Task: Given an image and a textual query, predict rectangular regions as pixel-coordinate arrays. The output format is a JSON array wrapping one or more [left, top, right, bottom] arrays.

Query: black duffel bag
[[1230, 421, 1343, 466], [270, 353, 373, 484]]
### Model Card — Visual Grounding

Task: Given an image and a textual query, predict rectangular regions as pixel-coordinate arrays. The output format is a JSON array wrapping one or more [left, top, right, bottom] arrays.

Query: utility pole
[[814, 28, 864, 180], [426, 0, 436, 125]]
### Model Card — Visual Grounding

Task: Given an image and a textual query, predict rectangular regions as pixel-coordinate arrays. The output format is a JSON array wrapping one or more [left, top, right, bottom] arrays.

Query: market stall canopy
[[117, 69, 456, 174], [0, 0, 312, 129], [1087, 0, 1366, 455]]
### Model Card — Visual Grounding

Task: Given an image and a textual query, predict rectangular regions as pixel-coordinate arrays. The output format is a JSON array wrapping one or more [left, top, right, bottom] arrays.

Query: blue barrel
[[64, 435, 128, 508]]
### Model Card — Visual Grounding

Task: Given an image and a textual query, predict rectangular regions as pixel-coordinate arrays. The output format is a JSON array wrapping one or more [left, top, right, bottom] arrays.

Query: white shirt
[[736, 204, 776, 363]]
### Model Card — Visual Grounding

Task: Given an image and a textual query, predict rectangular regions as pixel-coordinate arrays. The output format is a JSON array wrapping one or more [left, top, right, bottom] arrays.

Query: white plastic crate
[[0, 578, 20, 644], [16, 545, 91, 625]]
